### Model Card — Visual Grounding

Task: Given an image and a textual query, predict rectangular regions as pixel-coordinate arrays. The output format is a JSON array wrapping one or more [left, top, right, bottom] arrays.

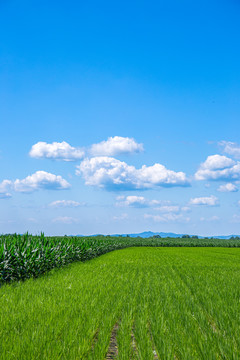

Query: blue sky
[[1, 0, 240, 236]]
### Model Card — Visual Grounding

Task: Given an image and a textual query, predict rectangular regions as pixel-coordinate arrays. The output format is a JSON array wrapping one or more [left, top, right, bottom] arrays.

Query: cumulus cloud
[[49, 200, 82, 208], [195, 155, 240, 181], [52, 216, 79, 224], [76, 157, 190, 190], [217, 183, 238, 192], [197, 154, 234, 172], [29, 141, 85, 161], [116, 195, 162, 208], [219, 141, 240, 159], [30, 137, 142, 160], [90, 136, 143, 156], [189, 195, 218, 206], [144, 213, 190, 223], [13, 171, 70, 192]]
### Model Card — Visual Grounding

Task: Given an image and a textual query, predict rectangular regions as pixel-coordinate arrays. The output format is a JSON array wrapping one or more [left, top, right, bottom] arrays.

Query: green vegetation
[[1, 247, 240, 359], [1, 233, 240, 284]]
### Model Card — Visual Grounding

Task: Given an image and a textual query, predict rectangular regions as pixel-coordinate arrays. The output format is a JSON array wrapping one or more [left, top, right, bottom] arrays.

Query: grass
[[1, 247, 240, 359], [1, 233, 240, 284]]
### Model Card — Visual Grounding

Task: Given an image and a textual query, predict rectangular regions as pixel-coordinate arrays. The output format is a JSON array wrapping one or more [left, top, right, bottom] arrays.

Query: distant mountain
[[112, 231, 240, 239], [71, 231, 240, 239], [113, 231, 184, 238]]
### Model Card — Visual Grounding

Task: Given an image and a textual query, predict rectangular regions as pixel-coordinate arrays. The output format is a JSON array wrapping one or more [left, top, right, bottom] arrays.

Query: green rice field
[[1, 247, 240, 359]]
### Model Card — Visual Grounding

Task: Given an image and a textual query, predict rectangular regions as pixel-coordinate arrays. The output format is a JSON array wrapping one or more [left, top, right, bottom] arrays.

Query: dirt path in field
[[105, 323, 159, 359], [106, 323, 119, 359]]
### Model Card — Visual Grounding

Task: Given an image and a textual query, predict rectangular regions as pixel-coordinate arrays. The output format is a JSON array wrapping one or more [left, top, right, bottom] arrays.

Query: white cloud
[[49, 200, 82, 208], [182, 206, 191, 212], [29, 141, 85, 161], [144, 213, 190, 223], [113, 213, 128, 221], [76, 157, 190, 190], [155, 205, 180, 213], [195, 155, 240, 181], [90, 136, 143, 156], [200, 154, 235, 170], [189, 195, 218, 206], [116, 195, 162, 208], [28, 218, 38, 223], [219, 141, 240, 159], [144, 205, 191, 223], [0, 180, 12, 198], [116, 197, 191, 217], [200, 216, 220, 222], [0, 192, 12, 199], [217, 183, 238, 192], [30, 137, 143, 160], [231, 214, 240, 223], [0, 180, 12, 191], [52, 216, 79, 224], [14, 171, 70, 192]]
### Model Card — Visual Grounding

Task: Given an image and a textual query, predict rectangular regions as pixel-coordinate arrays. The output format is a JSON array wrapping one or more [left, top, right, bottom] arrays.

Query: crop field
[[1, 233, 240, 284], [1, 247, 240, 359]]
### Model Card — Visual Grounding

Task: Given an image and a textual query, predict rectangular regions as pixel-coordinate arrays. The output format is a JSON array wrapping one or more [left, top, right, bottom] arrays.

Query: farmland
[[1, 233, 240, 284], [1, 247, 240, 359]]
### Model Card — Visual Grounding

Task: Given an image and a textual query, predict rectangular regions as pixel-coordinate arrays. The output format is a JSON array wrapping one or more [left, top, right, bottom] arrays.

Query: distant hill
[[113, 231, 184, 238], [113, 231, 240, 239], [72, 231, 240, 239]]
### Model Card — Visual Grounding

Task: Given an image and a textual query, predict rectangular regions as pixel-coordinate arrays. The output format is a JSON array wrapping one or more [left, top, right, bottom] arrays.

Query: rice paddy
[[1, 247, 240, 359]]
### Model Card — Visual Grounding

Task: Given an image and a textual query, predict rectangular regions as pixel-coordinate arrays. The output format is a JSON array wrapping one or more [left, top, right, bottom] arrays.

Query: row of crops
[[1, 233, 240, 284]]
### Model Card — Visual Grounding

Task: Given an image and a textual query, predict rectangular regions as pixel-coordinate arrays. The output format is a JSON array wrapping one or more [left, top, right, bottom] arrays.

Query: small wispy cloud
[[231, 214, 240, 223], [200, 216, 220, 222], [49, 200, 83, 208], [154, 205, 191, 215], [113, 213, 128, 221], [52, 216, 79, 224], [144, 213, 190, 223], [0, 192, 12, 199], [0, 180, 12, 198], [27, 218, 38, 223], [217, 183, 238, 192], [116, 195, 163, 208], [219, 141, 240, 159], [189, 195, 218, 206], [154, 205, 180, 213]]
